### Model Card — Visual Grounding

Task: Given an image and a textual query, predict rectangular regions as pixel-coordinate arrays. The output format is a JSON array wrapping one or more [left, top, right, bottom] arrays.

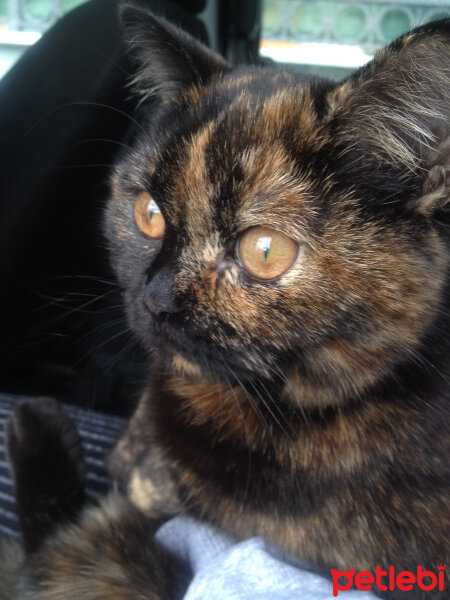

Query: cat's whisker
[[15, 314, 129, 357], [214, 378, 226, 437], [261, 361, 311, 430], [17, 273, 119, 298], [408, 346, 450, 388], [221, 367, 253, 500], [57, 163, 119, 170], [72, 327, 132, 368], [24, 101, 149, 140], [24, 290, 120, 333], [64, 138, 134, 153], [101, 337, 140, 374], [85, 40, 131, 77], [14, 290, 124, 355], [221, 367, 251, 447], [64, 316, 130, 351], [15, 273, 118, 291], [40, 274, 119, 287], [245, 377, 295, 442], [22, 287, 119, 316], [226, 366, 276, 446], [255, 376, 298, 439]]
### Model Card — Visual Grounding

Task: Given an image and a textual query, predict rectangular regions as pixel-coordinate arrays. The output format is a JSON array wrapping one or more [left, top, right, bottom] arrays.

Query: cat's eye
[[134, 191, 165, 239], [237, 226, 298, 280]]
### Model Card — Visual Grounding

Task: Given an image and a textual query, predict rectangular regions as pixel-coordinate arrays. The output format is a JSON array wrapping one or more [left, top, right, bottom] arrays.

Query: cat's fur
[[1, 6, 449, 599]]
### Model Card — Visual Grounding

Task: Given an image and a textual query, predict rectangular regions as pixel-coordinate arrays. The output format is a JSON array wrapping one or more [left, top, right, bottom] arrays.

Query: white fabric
[[156, 516, 378, 599]]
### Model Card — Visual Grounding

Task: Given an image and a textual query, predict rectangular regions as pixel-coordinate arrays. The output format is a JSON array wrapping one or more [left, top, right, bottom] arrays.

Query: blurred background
[[0, 0, 448, 418], [1, 0, 449, 80], [1, 0, 446, 544]]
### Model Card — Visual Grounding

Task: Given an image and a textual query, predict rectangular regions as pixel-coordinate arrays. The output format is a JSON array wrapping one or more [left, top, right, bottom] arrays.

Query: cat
[[1, 5, 449, 599]]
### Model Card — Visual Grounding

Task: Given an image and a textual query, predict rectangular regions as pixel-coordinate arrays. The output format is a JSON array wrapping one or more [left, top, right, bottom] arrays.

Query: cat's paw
[[5, 397, 85, 553], [127, 446, 182, 519]]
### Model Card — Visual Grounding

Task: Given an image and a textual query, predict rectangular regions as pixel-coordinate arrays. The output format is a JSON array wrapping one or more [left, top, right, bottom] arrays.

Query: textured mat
[[0, 393, 125, 538]]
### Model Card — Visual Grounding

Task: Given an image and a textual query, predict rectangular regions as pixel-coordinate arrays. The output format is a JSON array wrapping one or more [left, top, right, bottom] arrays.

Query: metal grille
[[2, 1, 449, 43], [262, 0, 450, 52], [1, 0, 86, 31]]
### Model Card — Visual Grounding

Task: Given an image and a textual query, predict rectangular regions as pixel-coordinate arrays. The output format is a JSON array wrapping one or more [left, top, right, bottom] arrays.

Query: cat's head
[[105, 8, 449, 407]]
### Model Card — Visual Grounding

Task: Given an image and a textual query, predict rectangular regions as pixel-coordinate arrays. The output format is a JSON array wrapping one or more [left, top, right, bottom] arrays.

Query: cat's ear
[[120, 5, 230, 103], [327, 20, 449, 215]]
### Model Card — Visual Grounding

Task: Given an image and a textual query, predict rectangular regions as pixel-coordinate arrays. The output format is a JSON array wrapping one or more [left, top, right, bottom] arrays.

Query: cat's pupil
[[237, 227, 298, 280], [134, 192, 165, 239], [256, 236, 272, 263], [148, 199, 160, 222]]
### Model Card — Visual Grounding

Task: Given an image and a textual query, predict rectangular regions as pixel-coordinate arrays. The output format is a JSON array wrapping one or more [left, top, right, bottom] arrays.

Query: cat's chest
[[150, 370, 410, 491]]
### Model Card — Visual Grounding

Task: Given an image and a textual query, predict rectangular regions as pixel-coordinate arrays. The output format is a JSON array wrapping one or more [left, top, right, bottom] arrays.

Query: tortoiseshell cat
[[1, 6, 449, 599]]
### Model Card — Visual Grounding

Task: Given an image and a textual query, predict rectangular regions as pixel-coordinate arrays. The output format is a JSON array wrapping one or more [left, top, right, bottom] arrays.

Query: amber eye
[[134, 191, 165, 239], [237, 226, 298, 280]]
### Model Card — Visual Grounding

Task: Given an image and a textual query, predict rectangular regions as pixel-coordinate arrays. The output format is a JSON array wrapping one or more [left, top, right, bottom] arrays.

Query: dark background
[[0, 0, 261, 416]]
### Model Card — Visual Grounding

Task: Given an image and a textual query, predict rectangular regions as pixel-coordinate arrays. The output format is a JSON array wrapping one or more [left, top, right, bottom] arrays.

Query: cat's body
[[1, 7, 449, 599]]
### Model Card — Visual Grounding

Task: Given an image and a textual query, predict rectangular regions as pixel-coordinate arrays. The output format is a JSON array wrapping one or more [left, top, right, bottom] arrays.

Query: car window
[[260, 0, 449, 79], [0, 0, 86, 77], [1, 0, 449, 80]]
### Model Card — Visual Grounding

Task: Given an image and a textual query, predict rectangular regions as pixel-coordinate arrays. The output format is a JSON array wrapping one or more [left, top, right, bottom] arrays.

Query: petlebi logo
[[330, 564, 446, 596]]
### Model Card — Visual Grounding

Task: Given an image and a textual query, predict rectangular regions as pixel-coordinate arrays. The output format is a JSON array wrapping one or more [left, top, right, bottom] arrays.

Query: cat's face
[[105, 10, 449, 406]]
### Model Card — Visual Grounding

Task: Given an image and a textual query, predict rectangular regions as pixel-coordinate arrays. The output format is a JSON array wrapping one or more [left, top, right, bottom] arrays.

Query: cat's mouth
[[152, 315, 220, 369], [149, 312, 263, 381]]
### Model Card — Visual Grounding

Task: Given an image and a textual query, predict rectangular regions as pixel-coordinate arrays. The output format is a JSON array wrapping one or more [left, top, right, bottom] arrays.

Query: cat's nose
[[144, 267, 183, 316]]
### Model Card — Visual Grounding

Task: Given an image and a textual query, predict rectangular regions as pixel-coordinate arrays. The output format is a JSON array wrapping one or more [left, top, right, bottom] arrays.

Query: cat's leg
[[108, 392, 182, 519], [17, 493, 188, 600], [5, 399, 187, 600], [5, 397, 85, 553], [107, 392, 154, 485], [126, 446, 182, 518], [0, 538, 24, 600]]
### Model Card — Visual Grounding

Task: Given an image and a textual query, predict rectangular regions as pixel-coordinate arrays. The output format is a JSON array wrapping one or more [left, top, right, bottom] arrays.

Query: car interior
[[0, 0, 446, 542]]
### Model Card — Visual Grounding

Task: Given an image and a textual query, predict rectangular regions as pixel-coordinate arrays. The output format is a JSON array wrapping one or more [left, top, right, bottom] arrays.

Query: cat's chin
[[129, 301, 287, 383], [151, 328, 269, 384], [155, 336, 259, 383]]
